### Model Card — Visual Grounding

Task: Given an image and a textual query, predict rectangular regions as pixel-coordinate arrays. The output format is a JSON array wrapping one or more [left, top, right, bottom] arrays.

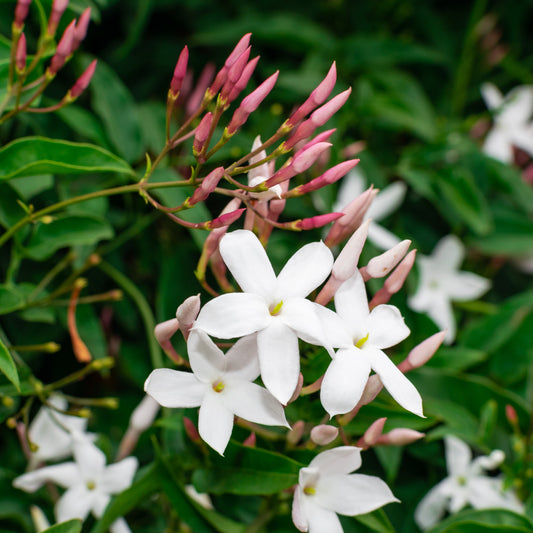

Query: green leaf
[[0, 337, 20, 391], [354, 509, 396, 533], [23, 214, 114, 260], [41, 519, 83, 533], [426, 346, 488, 372], [56, 105, 110, 147], [0, 182, 26, 229], [426, 509, 533, 533], [0, 285, 25, 314], [0, 137, 133, 180]]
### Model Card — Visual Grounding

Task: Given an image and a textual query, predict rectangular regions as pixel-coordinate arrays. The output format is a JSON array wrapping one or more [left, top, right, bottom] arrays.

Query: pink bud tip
[[154, 318, 180, 346], [49, 19, 76, 74], [384, 249, 416, 294], [380, 428, 425, 446], [506, 405, 518, 424], [362, 417, 387, 446], [47, 0, 69, 35], [300, 129, 337, 152], [293, 159, 359, 196], [193, 112, 213, 155], [366, 240, 411, 279], [332, 219, 371, 280], [243, 432, 256, 447], [311, 87, 352, 127], [190, 167, 225, 205], [227, 56, 261, 104], [310, 424, 339, 445], [176, 294, 201, 329], [69, 59, 97, 99], [292, 142, 332, 173], [15, 33, 26, 73], [183, 417, 201, 442], [225, 33, 252, 68], [208, 207, 245, 229], [170, 45, 189, 95], [14, 0, 32, 28], [400, 330, 446, 372], [72, 7, 91, 50], [130, 395, 160, 432], [296, 212, 342, 230]]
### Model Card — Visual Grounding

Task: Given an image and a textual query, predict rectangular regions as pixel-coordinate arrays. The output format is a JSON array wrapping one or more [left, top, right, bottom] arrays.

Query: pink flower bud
[[226, 33, 252, 68], [398, 330, 446, 373], [299, 129, 337, 151], [310, 88, 352, 127], [170, 45, 189, 96], [68, 59, 97, 99], [47, 0, 69, 36], [227, 70, 279, 134], [14, 0, 31, 30], [357, 417, 387, 449], [243, 432, 256, 447], [384, 249, 416, 293], [15, 32, 26, 73], [220, 47, 251, 102], [227, 55, 260, 104], [154, 318, 181, 362], [72, 7, 91, 50], [283, 118, 316, 151], [130, 395, 160, 432], [288, 372, 304, 404], [176, 294, 201, 340], [378, 428, 425, 446], [364, 240, 411, 279], [193, 112, 213, 157], [310, 424, 339, 445], [207, 207, 245, 229], [183, 416, 201, 443], [48, 20, 76, 75], [287, 420, 305, 446], [294, 212, 342, 230], [187, 62, 215, 115]]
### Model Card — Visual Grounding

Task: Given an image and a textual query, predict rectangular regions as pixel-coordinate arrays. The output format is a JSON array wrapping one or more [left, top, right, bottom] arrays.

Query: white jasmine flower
[[415, 435, 524, 530], [194, 229, 338, 405], [13, 436, 138, 533], [481, 82, 533, 163], [408, 235, 491, 344], [144, 329, 289, 455], [333, 168, 407, 250], [320, 271, 423, 418], [292, 446, 398, 533], [248, 136, 282, 200]]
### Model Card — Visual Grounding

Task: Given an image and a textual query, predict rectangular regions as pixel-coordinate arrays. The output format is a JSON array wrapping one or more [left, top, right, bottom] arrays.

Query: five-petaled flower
[[292, 446, 398, 533], [415, 435, 524, 530], [144, 329, 289, 455]]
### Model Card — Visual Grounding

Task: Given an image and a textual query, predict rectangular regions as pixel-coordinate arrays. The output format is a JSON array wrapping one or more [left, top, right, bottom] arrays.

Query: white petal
[[498, 85, 533, 125], [224, 333, 260, 381], [99, 457, 138, 494], [367, 181, 407, 221], [144, 368, 205, 408], [481, 82, 503, 111], [55, 485, 93, 522], [187, 329, 226, 382], [469, 477, 524, 513], [72, 438, 107, 481], [257, 321, 300, 404], [334, 272, 369, 332], [432, 235, 465, 272], [483, 129, 513, 162], [91, 491, 113, 517], [313, 304, 353, 348], [309, 446, 362, 475], [13, 463, 78, 492], [511, 125, 533, 158], [445, 436, 472, 476], [369, 347, 424, 417], [366, 304, 410, 349], [320, 348, 371, 417], [414, 480, 452, 531], [304, 499, 344, 533], [194, 293, 271, 338], [367, 223, 402, 251], [316, 473, 398, 515], [109, 518, 132, 533], [443, 271, 491, 302], [276, 242, 333, 298], [198, 390, 234, 455], [425, 295, 456, 344], [224, 380, 289, 427], [219, 230, 277, 298], [292, 486, 309, 532], [248, 136, 270, 183]]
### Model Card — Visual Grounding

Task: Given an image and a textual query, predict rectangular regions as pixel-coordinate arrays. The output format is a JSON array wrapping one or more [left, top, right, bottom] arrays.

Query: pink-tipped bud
[[187, 62, 215, 115], [364, 240, 412, 279], [226, 33, 252, 68], [287, 420, 305, 446], [243, 432, 256, 447], [208, 207, 245, 229], [48, 19, 75, 75], [154, 318, 181, 362], [130, 395, 160, 432], [170, 45, 189, 96], [72, 7, 91, 50], [310, 424, 339, 445], [47, 0, 69, 36], [378, 428, 425, 447], [384, 249, 416, 293], [227, 55, 260, 104], [14, 0, 31, 30], [176, 294, 201, 340], [294, 212, 342, 231], [288, 62, 337, 126], [15, 32, 26, 74], [288, 373, 304, 404], [183, 417, 201, 443], [68, 59, 97, 100], [220, 47, 251, 102], [311, 88, 352, 127], [399, 330, 446, 373], [193, 112, 213, 157], [506, 405, 518, 425], [227, 70, 279, 134], [189, 168, 224, 205], [300, 129, 337, 151], [357, 417, 387, 449]]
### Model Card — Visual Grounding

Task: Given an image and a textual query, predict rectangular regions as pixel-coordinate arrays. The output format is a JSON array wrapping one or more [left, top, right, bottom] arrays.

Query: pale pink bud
[[14, 0, 31, 29], [358, 374, 383, 407], [187, 62, 215, 115], [176, 294, 201, 340], [378, 428, 425, 446], [226, 33, 252, 68], [227, 56, 260, 104], [311, 88, 352, 126], [364, 240, 411, 279], [357, 417, 387, 449], [288, 62, 337, 126], [154, 318, 181, 362], [193, 112, 213, 157], [219, 47, 251, 102], [398, 330, 446, 373], [299, 128, 337, 151], [47, 0, 69, 36], [72, 7, 91, 50], [208, 207, 245, 229], [384, 249, 416, 293], [48, 20, 75, 75], [287, 420, 305, 446], [294, 212, 342, 231], [204, 198, 242, 249], [183, 416, 201, 442], [130, 395, 160, 432], [15, 33, 26, 73], [284, 118, 316, 150], [68, 59, 97, 99], [288, 373, 304, 404], [310, 424, 339, 445], [169, 45, 189, 96], [243, 432, 256, 447], [188, 167, 224, 205], [506, 404, 518, 425], [227, 70, 279, 134]]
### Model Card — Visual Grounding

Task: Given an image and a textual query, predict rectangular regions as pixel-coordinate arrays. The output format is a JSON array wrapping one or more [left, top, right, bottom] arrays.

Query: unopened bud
[[398, 330, 446, 373], [47, 0, 69, 37], [30, 505, 50, 532], [170, 45, 189, 97], [506, 405, 518, 425], [207, 207, 245, 229], [287, 420, 305, 446], [364, 240, 411, 279], [13, 0, 32, 30], [293, 212, 342, 231], [299, 129, 337, 151], [378, 428, 425, 446], [384, 249, 416, 293], [48, 19, 76, 75], [176, 294, 201, 340], [287, 373, 304, 404], [193, 112, 213, 157], [6, 417, 17, 428], [357, 417, 386, 449], [1, 396, 14, 408], [89, 356, 114, 371], [77, 408, 91, 418], [15, 32, 26, 74], [130, 395, 160, 432], [67, 59, 97, 100], [72, 7, 91, 51], [154, 318, 180, 347], [183, 416, 201, 442], [311, 88, 352, 127], [188, 167, 225, 205], [243, 432, 256, 447], [227, 55, 259, 104], [219, 47, 251, 103], [310, 424, 339, 445]]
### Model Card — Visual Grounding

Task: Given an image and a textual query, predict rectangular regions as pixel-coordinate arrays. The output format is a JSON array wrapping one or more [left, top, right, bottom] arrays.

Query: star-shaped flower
[[144, 329, 289, 455], [415, 435, 524, 530], [333, 168, 407, 250], [292, 446, 398, 533], [319, 270, 423, 417], [194, 229, 337, 405], [407, 235, 491, 344], [13, 436, 138, 533], [481, 82, 533, 163]]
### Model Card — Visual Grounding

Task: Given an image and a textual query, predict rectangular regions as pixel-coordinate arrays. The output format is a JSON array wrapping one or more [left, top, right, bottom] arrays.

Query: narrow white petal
[[144, 368, 205, 408], [414, 481, 452, 531], [225, 333, 260, 381], [303, 497, 344, 533], [334, 272, 369, 332], [443, 271, 491, 302], [292, 486, 309, 532], [55, 485, 93, 522], [248, 136, 270, 183], [498, 85, 533, 125], [316, 473, 398, 515], [219, 230, 277, 298], [432, 235, 465, 272], [109, 518, 133, 533], [194, 293, 271, 338], [366, 304, 410, 349], [257, 321, 300, 405], [224, 380, 289, 427], [367, 223, 402, 251], [511, 125, 533, 158], [369, 348, 424, 417], [480, 82, 503, 111], [320, 348, 371, 417], [91, 491, 113, 517], [276, 242, 333, 298], [445, 436, 472, 476], [483, 129, 513, 162], [187, 329, 226, 382], [309, 446, 362, 475], [424, 295, 456, 344], [367, 181, 407, 221], [313, 304, 353, 349], [469, 477, 524, 513], [99, 457, 138, 494], [72, 438, 107, 482], [13, 463, 78, 492], [198, 391, 234, 455]]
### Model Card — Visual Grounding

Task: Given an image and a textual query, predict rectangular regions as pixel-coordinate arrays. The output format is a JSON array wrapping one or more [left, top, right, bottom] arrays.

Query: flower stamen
[[269, 300, 283, 316], [303, 486, 316, 495], [212, 380, 225, 393], [354, 332, 369, 349]]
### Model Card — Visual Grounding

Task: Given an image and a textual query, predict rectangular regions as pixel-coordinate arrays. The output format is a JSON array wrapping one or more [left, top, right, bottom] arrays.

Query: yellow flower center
[[86, 480, 96, 491], [303, 486, 316, 495], [212, 380, 225, 393], [354, 332, 370, 349], [269, 300, 283, 316]]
